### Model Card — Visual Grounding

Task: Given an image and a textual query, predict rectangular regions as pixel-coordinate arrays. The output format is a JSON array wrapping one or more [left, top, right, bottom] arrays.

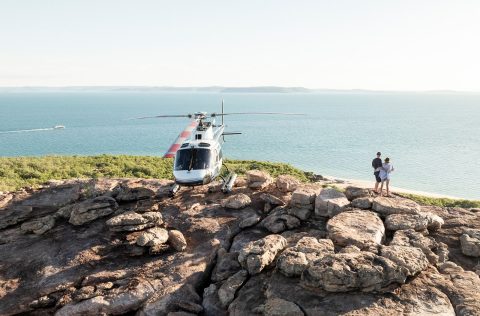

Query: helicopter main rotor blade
[[128, 114, 192, 120], [164, 119, 199, 158], [210, 112, 305, 117]]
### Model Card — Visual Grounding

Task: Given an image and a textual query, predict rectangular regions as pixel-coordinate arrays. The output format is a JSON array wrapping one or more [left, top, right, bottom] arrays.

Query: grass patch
[[0, 155, 311, 192], [398, 193, 480, 209]]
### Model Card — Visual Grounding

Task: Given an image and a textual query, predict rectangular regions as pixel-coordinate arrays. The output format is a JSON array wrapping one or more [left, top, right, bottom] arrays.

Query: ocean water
[[0, 92, 479, 199]]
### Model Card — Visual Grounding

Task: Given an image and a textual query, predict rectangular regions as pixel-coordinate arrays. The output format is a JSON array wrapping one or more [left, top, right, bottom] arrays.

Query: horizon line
[[0, 85, 479, 93]]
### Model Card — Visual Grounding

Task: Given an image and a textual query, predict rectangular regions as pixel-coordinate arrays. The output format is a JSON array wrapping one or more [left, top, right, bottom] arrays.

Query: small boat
[[53, 125, 65, 129]]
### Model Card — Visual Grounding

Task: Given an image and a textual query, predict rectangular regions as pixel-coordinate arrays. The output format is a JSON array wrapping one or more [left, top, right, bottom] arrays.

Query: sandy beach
[[319, 175, 464, 200]]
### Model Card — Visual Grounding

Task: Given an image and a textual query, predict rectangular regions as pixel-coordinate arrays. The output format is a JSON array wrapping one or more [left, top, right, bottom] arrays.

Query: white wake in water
[[0, 127, 58, 134]]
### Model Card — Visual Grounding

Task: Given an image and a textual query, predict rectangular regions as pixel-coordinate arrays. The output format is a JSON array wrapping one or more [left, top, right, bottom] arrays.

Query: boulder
[[276, 175, 300, 193], [246, 170, 273, 190], [327, 210, 385, 249], [315, 188, 350, 217], [301, 247, 427, 292], [20, 215, 55, 235], [261, 207, 301, 233], [136, 227, 169, 247], [67, 196, 118, 226], [211, 248, 241, 282], [221, 194, 251, 210], [384, 213, 429, 231], [344, 186, 371, 201], [218, 270, 248, 308], [263, 297, 304, 316], [286, 207, 311, 220], [168, 230, 187, 251], [277, 237, 334, 277], [106, 211, 162, 232], [351, 197, 373, 209], [420, 211, 444, 231], [239, 215, 261, 229], [290, 187, 320, 210], [238, 234, 287, 275], [372, 197, 421, 216], [460, 229, 480, 257], [260, 193, 285, 207]]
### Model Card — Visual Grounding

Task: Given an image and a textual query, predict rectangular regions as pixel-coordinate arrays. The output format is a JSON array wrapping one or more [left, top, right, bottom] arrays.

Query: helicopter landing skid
[[169, 183, 180, 197], [221, 172, 237, 194]]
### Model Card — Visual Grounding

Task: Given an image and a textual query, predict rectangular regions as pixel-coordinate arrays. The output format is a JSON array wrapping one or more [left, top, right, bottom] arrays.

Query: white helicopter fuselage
[[173, 119, 224, 186]]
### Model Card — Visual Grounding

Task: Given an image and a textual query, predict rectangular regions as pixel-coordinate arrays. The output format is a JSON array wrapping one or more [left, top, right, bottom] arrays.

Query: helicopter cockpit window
[[175, 148, 211, 171]]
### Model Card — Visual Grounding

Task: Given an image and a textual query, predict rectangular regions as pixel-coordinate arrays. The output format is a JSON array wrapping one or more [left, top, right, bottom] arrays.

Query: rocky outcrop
[[1, 176, 479, 316], [20, 215, 55, 235], [327, 210, 385, 249], [238, 234, 287, 275], [106, 211, 162, 231], [246, 170, 273, 190], [65, 196, 118, 225], [460, 228, 480, 257], [221, 193, 251, 209]]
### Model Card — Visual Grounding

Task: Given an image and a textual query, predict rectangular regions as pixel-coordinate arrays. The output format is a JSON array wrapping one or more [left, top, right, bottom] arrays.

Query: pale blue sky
[[1, 0, 479, 90]]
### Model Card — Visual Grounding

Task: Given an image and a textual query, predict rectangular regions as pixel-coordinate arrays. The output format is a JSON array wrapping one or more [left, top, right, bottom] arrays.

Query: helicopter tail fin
[[163, 120, 199, 158]]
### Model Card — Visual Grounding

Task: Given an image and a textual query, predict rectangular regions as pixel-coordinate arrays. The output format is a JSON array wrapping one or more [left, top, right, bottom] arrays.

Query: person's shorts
[[374, 171, 381, 183]]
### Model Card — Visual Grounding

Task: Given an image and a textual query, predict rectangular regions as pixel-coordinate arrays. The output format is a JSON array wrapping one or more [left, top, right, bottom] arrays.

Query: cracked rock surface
[[1, 177, 479, 316]]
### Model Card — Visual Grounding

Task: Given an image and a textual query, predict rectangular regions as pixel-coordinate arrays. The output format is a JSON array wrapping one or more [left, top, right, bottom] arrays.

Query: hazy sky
[[1, 0, 479, 90]]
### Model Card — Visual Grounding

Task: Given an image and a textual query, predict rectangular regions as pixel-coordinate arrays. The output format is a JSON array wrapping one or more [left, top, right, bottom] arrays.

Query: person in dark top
[[372, 152, 382, 193]]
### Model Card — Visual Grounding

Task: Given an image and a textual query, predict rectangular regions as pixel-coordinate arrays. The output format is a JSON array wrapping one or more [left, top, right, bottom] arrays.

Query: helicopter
[[132, 101, 302, 195]]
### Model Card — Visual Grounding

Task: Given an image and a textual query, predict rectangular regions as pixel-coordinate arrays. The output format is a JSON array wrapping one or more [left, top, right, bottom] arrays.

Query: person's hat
[[377, 152, 381, 156]]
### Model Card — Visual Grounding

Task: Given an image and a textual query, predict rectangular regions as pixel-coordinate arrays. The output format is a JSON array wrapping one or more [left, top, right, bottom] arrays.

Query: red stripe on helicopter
[[163, 120, 199, 158]]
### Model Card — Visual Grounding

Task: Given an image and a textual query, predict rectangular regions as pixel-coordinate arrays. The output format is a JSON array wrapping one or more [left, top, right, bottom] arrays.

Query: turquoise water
[[0, 92, 479, 199]]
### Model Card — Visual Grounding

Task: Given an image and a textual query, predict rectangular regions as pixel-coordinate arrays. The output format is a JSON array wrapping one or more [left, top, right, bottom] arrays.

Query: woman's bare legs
[[386, 179, 390, 197], [379, 180, 385, 196]]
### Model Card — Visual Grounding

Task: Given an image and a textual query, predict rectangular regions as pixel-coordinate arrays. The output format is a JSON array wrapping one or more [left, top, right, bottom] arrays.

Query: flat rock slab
[[327, 210, 385, 249], [301, 245, 428, 292], [372, 197, 421, 216], [277, 237, 334, 277]]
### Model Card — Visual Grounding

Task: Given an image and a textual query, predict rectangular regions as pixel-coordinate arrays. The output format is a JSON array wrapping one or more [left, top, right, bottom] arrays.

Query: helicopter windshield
[[174, 148, 211, 171]]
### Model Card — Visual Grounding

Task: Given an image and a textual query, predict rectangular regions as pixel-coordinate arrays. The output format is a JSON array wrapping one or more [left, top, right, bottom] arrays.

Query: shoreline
[[318, 174, 465, 200]]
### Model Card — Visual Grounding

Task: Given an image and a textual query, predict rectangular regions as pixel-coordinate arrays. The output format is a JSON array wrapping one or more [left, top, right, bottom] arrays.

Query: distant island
[[0, 86, 474, 94]]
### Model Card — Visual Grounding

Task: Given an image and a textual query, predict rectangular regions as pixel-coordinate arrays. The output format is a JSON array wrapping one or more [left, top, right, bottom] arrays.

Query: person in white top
[[379, 157, 394, 197]]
